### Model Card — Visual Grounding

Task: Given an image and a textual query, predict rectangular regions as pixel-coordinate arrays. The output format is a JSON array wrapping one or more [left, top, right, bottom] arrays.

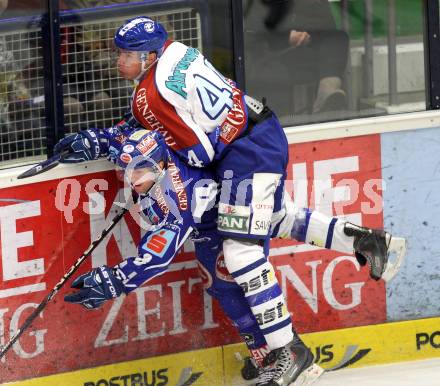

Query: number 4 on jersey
[[195, 75, 233, 120], [188, 149, 204, 167]]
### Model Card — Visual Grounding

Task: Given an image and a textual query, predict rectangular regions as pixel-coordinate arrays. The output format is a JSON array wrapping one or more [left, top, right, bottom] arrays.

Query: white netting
[[62, 9, 202, 133], [0, 7, 201, 163], [0, 28, 46, 162]]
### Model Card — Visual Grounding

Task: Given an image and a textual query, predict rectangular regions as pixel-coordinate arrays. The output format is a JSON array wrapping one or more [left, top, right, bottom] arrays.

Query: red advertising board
[[277, 134, 386, 333], [0, 134, 385, 382]]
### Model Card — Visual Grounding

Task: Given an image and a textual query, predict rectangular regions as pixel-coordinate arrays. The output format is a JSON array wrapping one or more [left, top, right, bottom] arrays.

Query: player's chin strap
[[135, 52, 160, 81], [382, 236, 407, 282]]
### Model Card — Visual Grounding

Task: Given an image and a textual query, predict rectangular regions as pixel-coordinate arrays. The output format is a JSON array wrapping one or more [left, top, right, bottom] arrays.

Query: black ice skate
[[344, 222, 407, 282], [255, 334, 324, 386]]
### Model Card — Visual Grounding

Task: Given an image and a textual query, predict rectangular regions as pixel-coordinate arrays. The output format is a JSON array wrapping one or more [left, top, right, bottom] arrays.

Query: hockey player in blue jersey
[[56, 18, 328, 385], [54, 17, 409, 382], [107, 17, 399, 386], [58, 127, 405, 386]]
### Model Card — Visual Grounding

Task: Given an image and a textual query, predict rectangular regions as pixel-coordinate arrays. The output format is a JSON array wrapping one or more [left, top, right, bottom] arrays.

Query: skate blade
[[290, 364, 324, 386], [382, 236, 407, 282]]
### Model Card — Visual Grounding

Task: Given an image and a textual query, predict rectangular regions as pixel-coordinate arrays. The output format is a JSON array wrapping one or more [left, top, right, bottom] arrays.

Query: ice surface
[[317, 358, 440, 386]]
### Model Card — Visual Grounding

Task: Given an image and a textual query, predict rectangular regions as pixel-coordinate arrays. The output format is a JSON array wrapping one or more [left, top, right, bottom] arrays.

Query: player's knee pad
[[223, 238, 278, 299], [223, 238, 264, 273]]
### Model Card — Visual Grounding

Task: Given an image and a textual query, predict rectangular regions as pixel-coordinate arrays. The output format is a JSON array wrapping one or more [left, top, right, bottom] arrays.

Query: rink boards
[[0, 116, 439, 383], [5, 316, 440, 386]]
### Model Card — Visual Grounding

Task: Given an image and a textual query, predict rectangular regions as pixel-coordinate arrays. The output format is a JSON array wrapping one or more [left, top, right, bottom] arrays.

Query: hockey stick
[[0, 205, 128, 360], [17, 150, 69, 179]]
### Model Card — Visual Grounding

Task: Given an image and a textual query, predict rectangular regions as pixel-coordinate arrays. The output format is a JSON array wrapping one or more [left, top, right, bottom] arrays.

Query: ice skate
[[344, 222, 407, 282], [255, 334, 324, 386], [240, 356, 261, 381]]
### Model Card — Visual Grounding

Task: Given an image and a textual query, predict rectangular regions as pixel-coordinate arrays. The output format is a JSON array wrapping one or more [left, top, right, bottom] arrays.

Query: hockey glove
[[64, 265, 124, 309], [54, 130, 101, 163]]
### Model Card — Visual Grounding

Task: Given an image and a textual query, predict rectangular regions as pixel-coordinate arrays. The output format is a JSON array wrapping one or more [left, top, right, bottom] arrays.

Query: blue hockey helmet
[[117, 130, 169, 194], [114, 17, 168, 53], [117, 129, 168, 171]]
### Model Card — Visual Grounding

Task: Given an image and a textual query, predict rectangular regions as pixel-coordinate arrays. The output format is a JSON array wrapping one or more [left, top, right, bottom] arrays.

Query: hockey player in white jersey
[[109, 17, 319, 385], [55, 16, 406, 386]]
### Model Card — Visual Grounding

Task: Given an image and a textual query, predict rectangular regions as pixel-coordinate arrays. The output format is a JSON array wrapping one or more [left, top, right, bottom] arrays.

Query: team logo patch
[[144, 20, 155, 33], [220, 123, 239, 143], [215, 253, 234, 282], [129, 129, 149, 141], [218, 203, 250, 234], [136, 135, 158, 155], [114, 134, 127, 143], [218, 214, 249, 233], [119, 153, 132, 163], [122, 144, 135, 153], [220, 204, 236, 215], [118, 17, 151, 36], [142, 229, 176, 258], [219, 81, 246, 143]]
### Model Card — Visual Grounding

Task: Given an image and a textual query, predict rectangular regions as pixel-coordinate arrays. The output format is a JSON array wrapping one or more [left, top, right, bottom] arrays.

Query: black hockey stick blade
[[17, 150, 68, 179]]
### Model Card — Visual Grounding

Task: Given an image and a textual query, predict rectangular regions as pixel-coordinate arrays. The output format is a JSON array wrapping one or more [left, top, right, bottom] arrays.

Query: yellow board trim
[[7, 317, 440, 386], [224, 316, 440, 385], [6, 347, 223, 386]]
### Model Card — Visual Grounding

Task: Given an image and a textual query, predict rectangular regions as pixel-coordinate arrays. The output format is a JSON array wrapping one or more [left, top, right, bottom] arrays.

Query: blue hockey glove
[[64, 266, 124, 309], [54, 130, 101, 163]]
